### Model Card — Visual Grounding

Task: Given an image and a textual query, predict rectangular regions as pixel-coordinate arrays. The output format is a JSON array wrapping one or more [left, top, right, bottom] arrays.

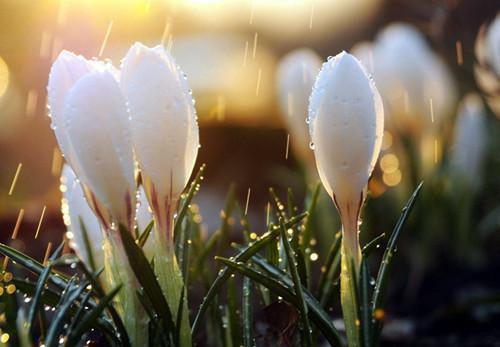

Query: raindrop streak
[[309, 2, 314, 31], [249, 0, 255, 25], [455, 40, 464, 66], [244, 188, 251, 216], [429, 98, 434, 123], [8, 163, 22, 195], [43, 242, 53, 266], [25, 89, 39, 117], [11, 208, 24, 239], [52, 147, 63, 177], [252, 32, 258, 60], [266, 201, 270, 226], [98, 20, 114, 58], [39, 31, 52, 59], [34, 205, 47, 239], [285, 134, 290, 160], [255, 68, 262, 96], [160, 17, 172, 47], [434, 139, 438, 164], [243, 40, 249, 67]]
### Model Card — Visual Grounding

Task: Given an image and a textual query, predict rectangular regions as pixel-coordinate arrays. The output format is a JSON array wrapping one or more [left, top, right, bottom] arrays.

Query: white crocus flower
[[277, 48, 321, 165], [61, 164, 103, 272], [136, 185, 155, 258], [370, 23, 457, 134], [451, 93, 488, 189], [475, 14, 500, 117], [121, 42, 197, 347], [121, 42, 199, 243], [308, 51, 384, 347]]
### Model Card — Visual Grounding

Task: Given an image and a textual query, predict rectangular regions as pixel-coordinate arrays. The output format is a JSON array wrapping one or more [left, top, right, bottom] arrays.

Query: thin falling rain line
[[98, 20, 114, 58], [456, 40, 463, 66], [244, 188, 251, 216], [8, 163, 23, 196], [166, 34, 174, 52], [285, 134, 290, 160], [12, 208, 25, 239], [252, 32, 258, 60], [266, 202, 270, 226], [249, 0, 255, 25], [434, 139, 438, 163], [43, 242, 53, 266], [243, 41, 249, 67], [309, 1, 314, 31], [2, 257, 9, 271], [429, 98, 434, 123], [160, 18, 172, 46], [35, 206, 47, 239], [255, 68, 262, 96], [51, 147, 63, 177], [287, 93, 293, 116]]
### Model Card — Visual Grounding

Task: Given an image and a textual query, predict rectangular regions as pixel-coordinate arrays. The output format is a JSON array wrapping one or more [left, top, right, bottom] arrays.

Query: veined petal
[[63, 69, 136, 229], [121, 42, 199, 240]]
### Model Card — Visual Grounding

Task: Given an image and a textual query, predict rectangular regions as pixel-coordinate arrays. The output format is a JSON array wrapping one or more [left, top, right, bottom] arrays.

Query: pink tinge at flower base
[[120, 42, 199, 244]]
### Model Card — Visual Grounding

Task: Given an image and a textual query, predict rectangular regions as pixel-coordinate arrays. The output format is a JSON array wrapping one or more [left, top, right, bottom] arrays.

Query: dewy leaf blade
[[191, 212, 307, 336], [372, 182, 423, 343]]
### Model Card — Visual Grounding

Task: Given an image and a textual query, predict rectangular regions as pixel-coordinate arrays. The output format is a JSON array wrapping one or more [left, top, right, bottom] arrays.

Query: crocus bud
[[475, 15, 500, 117], [121, 43, 199, 242], [60, 69, 136, 230], [308, 51, 384, 262], [277, 48, 321, 164], [61, 164, 103, 271], [370, 23, 456, 134], [48, 51, 96, 173], [309, 51, 384, 347], [450, 93, 488, 189]]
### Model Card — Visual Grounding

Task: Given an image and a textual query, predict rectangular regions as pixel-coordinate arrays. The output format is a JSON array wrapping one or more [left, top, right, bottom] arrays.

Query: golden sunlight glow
[[0, 56, 10, 99], [383, 170, 402, 187]]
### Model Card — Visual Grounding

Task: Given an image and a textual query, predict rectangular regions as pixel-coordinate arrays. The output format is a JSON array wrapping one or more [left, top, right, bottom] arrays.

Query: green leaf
[[137, 220, 154, 248], [117, 225, 176, 336], [79, 217, 97, 272], [174, 163, 206, 246], [227, 275, 242, 347], [340, 250, 361, 347], [280, 219, 313, 347], [27, 242, 64, 333], [216, 257, 344, 347], [371, 182, 423, 344], [317, 231, 342, 306], [191, 212, 307, 336], [359, 258, 372, 347], [45, 283, 88, 347], [362, 233, 386, 257], [242, 277, 255, 347], [66, 285, 122, 346]]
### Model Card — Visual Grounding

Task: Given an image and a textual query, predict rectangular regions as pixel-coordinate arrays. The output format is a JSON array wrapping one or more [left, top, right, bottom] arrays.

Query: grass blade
[[362, 233, 386, 257], [359, 258, 372, 347], [191, 213, 307, 336], [371, 182, 423, 344], [242, 277, 255, 347], [216, 257, 344, 347], [137, 220, 154, 248], [280, 218, 313, 346]]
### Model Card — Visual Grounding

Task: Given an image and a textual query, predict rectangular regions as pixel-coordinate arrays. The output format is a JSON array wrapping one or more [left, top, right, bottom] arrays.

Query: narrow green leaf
[[79, 217, 97, 272], [216, 257, 344, 347], [317, 231, 342, 305], [174, 163, 206, 246], [191, 212, 307, 336], [227, 275, 242, 347], [280, 219, 313, 347], [137, 220, 154, 248], [371, 182, 423, 344], [45, 284, 88, 347], [117, 225, 176, 336], [362, 233, 385, 257], [66, 285, 122, 346], [359, 258, 371, 347], [242, 277, 255, 347]]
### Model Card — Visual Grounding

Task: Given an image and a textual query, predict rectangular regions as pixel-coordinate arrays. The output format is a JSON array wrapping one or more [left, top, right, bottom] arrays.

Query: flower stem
[[103, 231, 149, 347]]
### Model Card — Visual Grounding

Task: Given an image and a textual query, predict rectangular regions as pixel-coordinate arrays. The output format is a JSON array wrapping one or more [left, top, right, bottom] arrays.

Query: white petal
[[308, 52, 384, 205], [63, 69, 136, 228], [121, 42, 199, 237], [486, 15, 500, 75], [277, 48, 321, 163], [61, 165, 104, 270]]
